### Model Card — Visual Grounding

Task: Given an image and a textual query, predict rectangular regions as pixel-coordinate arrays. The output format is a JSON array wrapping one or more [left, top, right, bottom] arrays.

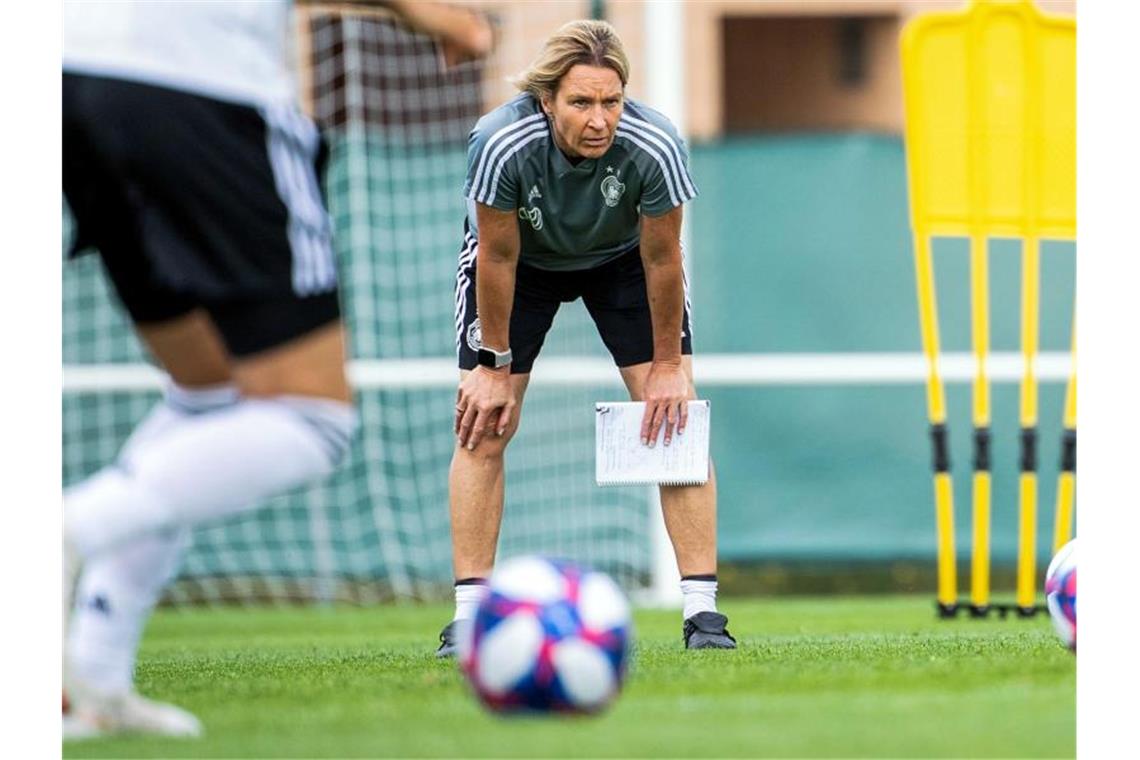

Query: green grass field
[[63, 595, 1074, 758]]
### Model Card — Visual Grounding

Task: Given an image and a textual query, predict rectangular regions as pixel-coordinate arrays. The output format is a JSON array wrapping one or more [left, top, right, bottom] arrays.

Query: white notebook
[[595, 400, 711, 486]]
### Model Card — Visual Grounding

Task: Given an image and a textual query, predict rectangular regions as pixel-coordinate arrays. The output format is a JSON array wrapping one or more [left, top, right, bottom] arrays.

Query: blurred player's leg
[[69, 527, 189, 695], [66, 337, 237, 737], [64, 317, 356, 737], [65, 312, 233, 737], [620, 357, 736, 650], [438, 371, 530, 657], [64, 529, 197, 739]]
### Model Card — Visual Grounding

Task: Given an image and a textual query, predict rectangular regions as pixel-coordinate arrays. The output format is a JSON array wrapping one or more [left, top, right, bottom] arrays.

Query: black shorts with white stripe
[[63, 73, 340, 357], [455, 228, 693, 374]]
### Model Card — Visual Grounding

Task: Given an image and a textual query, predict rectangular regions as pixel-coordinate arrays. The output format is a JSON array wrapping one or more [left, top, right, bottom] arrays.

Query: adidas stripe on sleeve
[[463, 112, 545, 212], [618, 109, 698, 217]]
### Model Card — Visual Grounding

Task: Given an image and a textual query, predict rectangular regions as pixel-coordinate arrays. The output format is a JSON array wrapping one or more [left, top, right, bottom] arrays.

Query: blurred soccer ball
[[1044, 538, 1077, 651], [459, 555, 631, 714]]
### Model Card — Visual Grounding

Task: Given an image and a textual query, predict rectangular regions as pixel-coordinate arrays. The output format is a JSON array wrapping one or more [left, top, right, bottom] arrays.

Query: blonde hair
[[511, 20, 630, 102]]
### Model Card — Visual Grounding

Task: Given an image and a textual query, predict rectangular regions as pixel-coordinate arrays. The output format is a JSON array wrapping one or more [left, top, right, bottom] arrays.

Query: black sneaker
[[436, 620, 460, 658], [683, 611, 737, 649]]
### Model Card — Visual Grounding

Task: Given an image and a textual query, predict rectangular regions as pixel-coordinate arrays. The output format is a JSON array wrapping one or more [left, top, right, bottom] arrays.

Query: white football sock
[[67, 383, 236, 693], [65, 394, 357, 560], [453, 580, 489, 621], [67, 528, 190, 694], [680, 577, 719, 620], [119, 381, 240, 464]]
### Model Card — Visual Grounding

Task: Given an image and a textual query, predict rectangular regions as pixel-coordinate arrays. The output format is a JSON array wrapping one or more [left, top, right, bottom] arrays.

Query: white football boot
[[63, 678, 202, 740]]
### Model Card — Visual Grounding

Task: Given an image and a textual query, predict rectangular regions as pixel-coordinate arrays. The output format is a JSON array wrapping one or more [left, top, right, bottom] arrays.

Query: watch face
[[477, 348, 510, 368]]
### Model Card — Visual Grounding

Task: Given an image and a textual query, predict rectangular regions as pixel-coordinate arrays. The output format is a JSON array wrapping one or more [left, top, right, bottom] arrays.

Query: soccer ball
[[459, 555, 632, 714], [1044, 538, 1077, 651]]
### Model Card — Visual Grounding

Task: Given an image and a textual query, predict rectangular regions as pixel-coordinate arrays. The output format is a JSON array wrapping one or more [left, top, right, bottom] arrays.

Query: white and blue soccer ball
[[459, 555, 632, 714], [1044, 538, 1077, 651]]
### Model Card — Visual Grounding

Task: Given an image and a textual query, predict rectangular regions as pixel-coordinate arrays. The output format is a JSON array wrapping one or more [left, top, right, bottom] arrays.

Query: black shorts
[[62, 73, 341, 357], [455, 229, 693, 374]]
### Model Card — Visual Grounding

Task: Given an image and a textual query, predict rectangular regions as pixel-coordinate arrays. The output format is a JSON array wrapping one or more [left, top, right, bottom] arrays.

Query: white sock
[[65, 394, 358, 560], [681, 576, 718, 620], [118, 381, 240, 464], [453, 580, 489, 621], [67, 383, 236, 694], [67, 528, 190, 694]]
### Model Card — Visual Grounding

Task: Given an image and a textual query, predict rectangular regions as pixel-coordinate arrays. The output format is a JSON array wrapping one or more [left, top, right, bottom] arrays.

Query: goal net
[[62, 7, 654, 605]]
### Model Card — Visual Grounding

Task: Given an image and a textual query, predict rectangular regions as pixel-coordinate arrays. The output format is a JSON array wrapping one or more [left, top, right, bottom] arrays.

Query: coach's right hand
[[456, 367, 515, 451]]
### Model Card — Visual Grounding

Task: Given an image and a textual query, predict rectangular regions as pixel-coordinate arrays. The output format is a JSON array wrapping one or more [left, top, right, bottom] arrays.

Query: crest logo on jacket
[[600, 174, 626, 207], [466, 318, 483, 352], [518, 206, 544, 230]]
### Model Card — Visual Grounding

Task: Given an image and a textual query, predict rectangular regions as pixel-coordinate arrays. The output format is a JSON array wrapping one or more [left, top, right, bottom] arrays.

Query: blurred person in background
[[62, 0, 491, 738], [440, 19, 736, 658]]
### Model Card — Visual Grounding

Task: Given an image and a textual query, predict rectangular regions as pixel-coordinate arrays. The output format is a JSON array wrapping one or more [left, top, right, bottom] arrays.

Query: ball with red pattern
[[458, 556, 631, 714], [1044, 538, 1077, 651]]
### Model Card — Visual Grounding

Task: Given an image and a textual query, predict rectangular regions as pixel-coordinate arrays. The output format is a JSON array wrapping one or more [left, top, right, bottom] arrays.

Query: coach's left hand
[[641, 360, 690, 447]]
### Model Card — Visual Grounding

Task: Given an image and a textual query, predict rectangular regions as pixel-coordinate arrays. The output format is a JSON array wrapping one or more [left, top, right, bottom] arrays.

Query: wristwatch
[[477, 346, 512, 369]]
